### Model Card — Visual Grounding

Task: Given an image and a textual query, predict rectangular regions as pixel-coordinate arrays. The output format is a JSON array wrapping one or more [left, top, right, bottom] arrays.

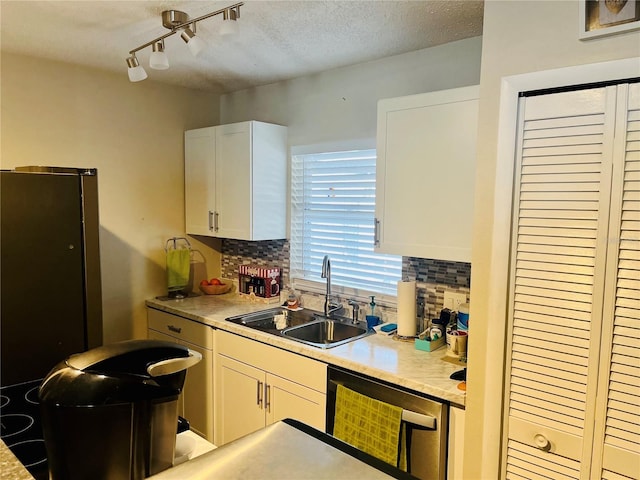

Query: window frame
[[288, 143, 401, 306]]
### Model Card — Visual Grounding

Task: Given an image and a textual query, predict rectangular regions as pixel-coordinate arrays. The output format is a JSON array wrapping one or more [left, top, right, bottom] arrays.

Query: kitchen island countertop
[[146, 293, 466, 407], [149, 419, 413, 480], [1, 440, 34, 480]]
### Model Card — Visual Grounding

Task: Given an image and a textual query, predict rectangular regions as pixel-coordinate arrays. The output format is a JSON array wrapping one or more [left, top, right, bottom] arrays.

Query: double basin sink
[[226, 307, 374, 348]]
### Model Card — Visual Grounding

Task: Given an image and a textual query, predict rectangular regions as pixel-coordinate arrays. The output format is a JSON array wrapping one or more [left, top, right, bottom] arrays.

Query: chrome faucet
[[321, 255, 343, 318]]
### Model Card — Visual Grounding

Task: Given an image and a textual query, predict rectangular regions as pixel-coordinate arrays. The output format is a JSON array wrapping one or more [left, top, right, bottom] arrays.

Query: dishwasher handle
[[402, 409, 436, 430]]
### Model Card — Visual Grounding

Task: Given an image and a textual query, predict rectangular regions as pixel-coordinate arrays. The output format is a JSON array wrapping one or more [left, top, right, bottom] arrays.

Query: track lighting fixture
[[125, 2, 243, 82], [180, 26, 207, 57], [149, 40, 169, 70], [220, 8, 239, 36], [126, 54, 147, 82]]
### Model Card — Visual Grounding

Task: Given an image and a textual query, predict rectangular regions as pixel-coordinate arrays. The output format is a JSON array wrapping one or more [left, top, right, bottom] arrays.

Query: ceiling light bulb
[[180, 27, 207, 57], [220, 8, 239, 36], [149, 41, 169, 70], [126, 55, 147, 82]]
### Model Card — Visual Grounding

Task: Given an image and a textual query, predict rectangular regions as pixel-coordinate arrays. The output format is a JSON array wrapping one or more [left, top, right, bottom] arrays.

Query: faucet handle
[[348, 299, 360, 324]]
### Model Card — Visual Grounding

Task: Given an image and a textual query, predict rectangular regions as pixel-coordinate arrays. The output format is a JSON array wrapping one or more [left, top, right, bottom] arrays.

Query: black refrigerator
[[1, 166, 103, 387]]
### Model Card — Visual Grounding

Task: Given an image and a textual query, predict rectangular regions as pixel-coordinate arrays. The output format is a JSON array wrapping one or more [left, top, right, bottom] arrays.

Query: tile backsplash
[[221, 239, 289, 282], [220, 239, 470, 318], [405, 257, 470, 320]]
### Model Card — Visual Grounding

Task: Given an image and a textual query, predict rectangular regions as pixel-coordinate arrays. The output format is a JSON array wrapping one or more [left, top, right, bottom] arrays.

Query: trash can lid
[[66, 339, 191, 374], [39, 339, 197, 406]]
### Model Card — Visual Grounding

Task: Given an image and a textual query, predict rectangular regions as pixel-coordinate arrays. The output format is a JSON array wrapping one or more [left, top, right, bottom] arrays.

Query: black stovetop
[[0, 379, 49, 480]]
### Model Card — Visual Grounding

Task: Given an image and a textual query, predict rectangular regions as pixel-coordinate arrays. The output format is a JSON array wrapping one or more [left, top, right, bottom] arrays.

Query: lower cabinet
[[147, 308, 214, 442], [447, 406, 465, 480], [215, 330, 327, 446]]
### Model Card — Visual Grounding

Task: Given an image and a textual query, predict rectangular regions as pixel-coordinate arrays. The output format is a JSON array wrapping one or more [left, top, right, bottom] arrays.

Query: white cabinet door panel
[[185, 127, 216, 236], [376, 86, 478, 261], [217, 355, 265, 445], [180, 341, 213, 440], [266, 374, 326, 432], [215, 122, 252, 239]]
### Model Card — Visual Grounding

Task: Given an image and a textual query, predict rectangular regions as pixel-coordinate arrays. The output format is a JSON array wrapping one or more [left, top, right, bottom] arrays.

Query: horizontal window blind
[[290, 150, 401, 295]]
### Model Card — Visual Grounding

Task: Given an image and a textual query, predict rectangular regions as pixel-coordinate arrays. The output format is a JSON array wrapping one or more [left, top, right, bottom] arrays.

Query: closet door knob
[[533, 433, 551, 452]]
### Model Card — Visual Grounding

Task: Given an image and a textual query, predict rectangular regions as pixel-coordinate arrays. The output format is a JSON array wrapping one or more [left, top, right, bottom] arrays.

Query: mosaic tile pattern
[[404, 257, 470, 287], [220, 239, 471, 319], [221, 239, 290, 284], [404, 256, 471, 320]]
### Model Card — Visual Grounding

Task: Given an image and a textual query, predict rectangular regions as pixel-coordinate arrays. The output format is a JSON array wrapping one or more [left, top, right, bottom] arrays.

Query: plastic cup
[[366, 315, 380, 330]]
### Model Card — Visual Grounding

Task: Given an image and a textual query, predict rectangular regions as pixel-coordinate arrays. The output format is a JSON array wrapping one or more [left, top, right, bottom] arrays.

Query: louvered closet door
[[593, 83, 640, 480], [504, 86, 617, 480]]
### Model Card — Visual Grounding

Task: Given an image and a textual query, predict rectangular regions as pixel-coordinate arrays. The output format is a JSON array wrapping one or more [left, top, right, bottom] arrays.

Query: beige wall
[[220, 36, 483, 148], [1, 53, 222, 342], [466, 2, 640, 478]]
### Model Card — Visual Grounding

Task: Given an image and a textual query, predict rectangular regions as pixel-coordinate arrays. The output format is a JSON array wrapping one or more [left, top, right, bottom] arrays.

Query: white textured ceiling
[[0, 1, 484, 93]]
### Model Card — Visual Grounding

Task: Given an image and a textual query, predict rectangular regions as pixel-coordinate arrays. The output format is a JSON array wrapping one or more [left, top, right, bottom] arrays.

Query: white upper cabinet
[[185, 120, 288, 241], [375, 86, 479, 262]]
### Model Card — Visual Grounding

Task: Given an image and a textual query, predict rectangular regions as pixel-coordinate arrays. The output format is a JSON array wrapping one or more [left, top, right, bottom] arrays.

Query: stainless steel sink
[[226, 308, 316, 331], [226, 308, 374, 348], [282, 318, 372, 348]]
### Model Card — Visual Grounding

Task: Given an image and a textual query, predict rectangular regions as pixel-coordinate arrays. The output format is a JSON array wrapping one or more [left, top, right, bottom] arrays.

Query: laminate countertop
[[149, 419, 413, 480], [146, 292, 466, 407], [0, 441, 34, 480]]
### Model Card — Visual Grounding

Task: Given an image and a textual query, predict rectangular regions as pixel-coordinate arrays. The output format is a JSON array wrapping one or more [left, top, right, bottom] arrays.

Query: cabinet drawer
[[148, 308, 213, 349], [217, 330, 326, 393]]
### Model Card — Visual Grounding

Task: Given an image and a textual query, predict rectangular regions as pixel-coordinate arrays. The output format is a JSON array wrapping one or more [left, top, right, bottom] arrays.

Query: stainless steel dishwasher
[[326, 366, 449, 480]]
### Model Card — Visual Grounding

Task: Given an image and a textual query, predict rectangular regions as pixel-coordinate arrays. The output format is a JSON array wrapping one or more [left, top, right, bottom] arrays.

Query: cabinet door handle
[[168, 325, 182, 334], [374, 218, 380, 247], [265, 384, 271, 412], [257, 380, 263, 408], [214, 211, 219, 232], [208, 211, 214, 231]]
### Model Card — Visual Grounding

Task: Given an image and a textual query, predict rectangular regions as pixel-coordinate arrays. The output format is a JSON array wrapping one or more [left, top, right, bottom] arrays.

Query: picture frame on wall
[[579, 0, 640, 39]]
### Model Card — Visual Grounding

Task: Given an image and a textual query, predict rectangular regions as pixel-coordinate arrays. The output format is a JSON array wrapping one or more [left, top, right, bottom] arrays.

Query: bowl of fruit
[[199, 278, 232, 295]]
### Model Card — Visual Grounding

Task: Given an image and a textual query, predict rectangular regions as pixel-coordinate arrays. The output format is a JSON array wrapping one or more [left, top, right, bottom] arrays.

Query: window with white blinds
[[290, 149, 402, 296]]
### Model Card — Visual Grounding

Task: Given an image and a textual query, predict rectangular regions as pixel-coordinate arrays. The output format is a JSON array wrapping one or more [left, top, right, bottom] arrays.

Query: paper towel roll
[[397, 280, 417, 337]]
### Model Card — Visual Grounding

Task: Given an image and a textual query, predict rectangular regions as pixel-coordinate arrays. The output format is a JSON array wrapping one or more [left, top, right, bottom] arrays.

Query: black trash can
[[39, 339, 201, 480]]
